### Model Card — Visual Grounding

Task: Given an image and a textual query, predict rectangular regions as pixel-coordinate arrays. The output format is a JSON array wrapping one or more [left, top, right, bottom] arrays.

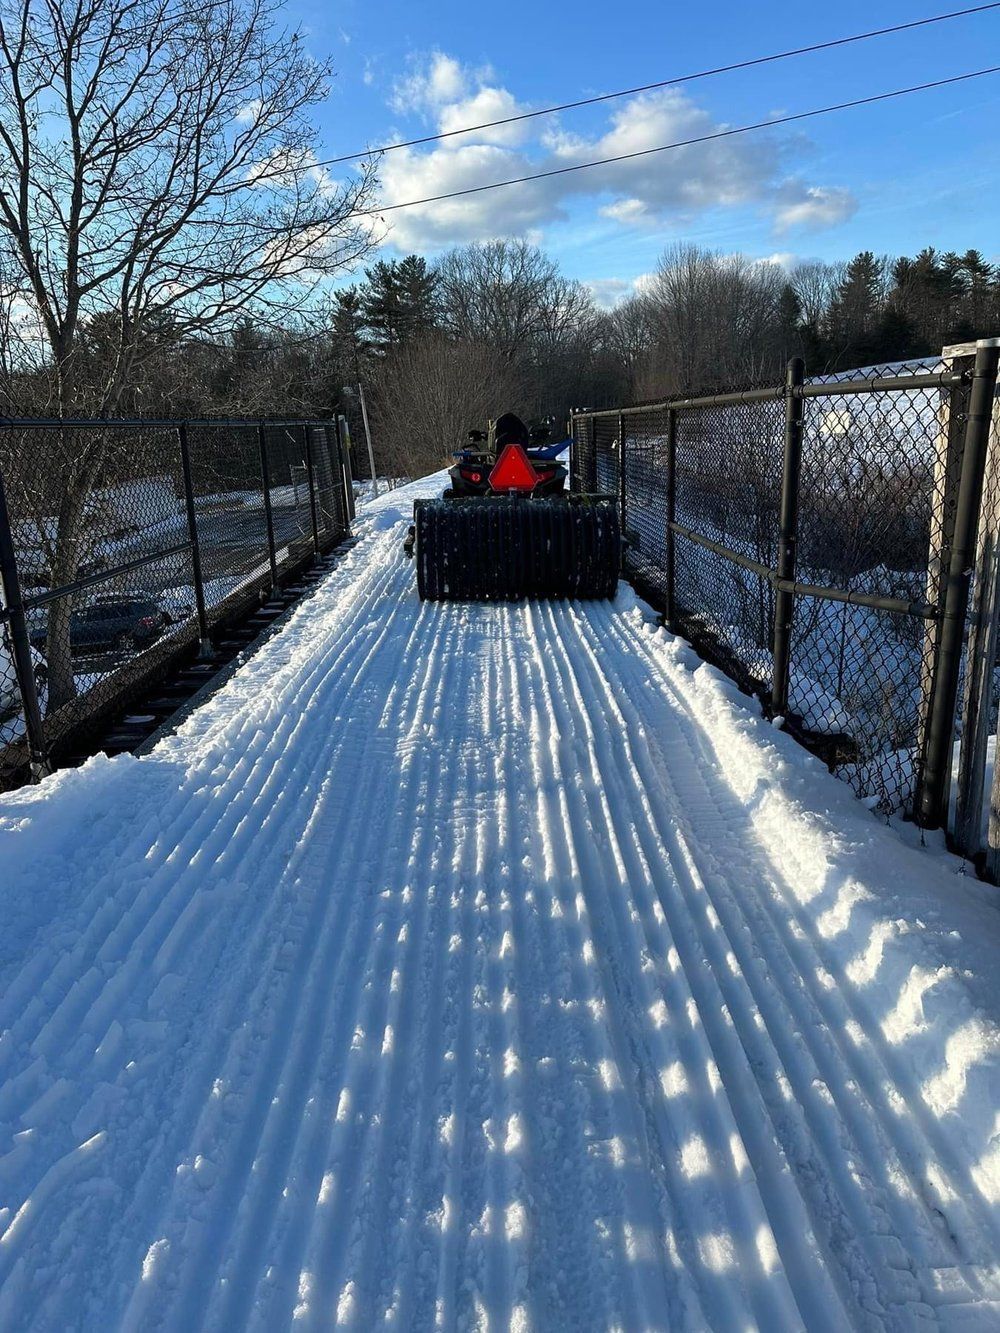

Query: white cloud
[[236, 99, 263, 125], [372, 52, 856, 250], [773, 185, 856, 233], [586, 277, 631, 307], [600, 198, 650, 225], [758, 252, 797, 269], [246, 145, 316, 186], [391, 52, 466, 114], [375, 142, 559, 249], [438, 87, 529, 148], [586, 274, 654, 308]]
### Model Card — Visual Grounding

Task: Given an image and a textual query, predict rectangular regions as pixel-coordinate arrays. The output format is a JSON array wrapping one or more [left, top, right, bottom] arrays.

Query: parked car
[[0, 626, 47, 720], [30, 592, 175, 657]]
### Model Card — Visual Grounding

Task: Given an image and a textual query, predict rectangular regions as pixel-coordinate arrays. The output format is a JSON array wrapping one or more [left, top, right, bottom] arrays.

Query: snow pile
[[647, 625, 1000, 1210], [0, 472, 998, 1329]]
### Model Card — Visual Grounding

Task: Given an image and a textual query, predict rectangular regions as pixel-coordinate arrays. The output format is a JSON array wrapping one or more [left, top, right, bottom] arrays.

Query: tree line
[[8, 237, 997, 485], [158, 239, 997, 479]]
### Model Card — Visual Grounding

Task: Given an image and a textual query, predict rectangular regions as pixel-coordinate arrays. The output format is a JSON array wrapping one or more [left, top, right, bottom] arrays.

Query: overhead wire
[[348, 66, 1000, 216], [314, 4, 1000, 169]]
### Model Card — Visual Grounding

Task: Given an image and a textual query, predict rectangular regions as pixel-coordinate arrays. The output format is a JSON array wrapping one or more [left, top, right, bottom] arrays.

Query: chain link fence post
[[177, 424, 212, 657], [324, 422, 346, 535], [665, 407, 677, 632], [0, 459, 50, 780], [257, 422, 280, 595], [303, 425, 321, 558], [617, 412, 626, 541], [917, 339, 1000, 829], [914, 345, 974, 825], [771, 357, 805, 716]]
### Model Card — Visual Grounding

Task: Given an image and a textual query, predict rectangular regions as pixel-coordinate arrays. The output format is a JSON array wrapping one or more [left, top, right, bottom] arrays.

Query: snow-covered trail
[[2, 476, 1000, 1331]]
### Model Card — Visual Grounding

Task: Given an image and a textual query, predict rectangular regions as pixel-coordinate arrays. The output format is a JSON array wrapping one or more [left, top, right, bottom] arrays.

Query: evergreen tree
[[890, 248, 964, 348], [956, 250, 996, 337], [393, 255, 440, 339], [776, 282, 803, 361], [331, 286, 368, 380], [361, 255, 439, 352], [825, 252, 887, 366]]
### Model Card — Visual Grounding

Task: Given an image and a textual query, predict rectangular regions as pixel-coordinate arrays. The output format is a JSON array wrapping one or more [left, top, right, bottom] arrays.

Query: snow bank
[[640, 619, 1000, 1209]]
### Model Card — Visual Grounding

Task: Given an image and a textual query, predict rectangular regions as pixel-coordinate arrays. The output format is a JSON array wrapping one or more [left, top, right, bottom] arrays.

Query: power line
[[352, 65, 1000, 218], [319, 4, 1000, 170]]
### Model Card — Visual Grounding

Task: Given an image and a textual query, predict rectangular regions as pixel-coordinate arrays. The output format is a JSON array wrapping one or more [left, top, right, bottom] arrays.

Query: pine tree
[[957, 249, 996, 336], [361, 256, 439, 352], [825, 252, 888, 368], [776, 282, 803, 362], [331, 287, 368, 381], [393, 255, 440, 340], [890, 248, 964, 348], [361, 260, 404, 353]]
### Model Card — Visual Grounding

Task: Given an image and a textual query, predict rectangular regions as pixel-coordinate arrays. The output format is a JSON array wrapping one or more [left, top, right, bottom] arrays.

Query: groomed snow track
[[1, 475, 1000, 1331]]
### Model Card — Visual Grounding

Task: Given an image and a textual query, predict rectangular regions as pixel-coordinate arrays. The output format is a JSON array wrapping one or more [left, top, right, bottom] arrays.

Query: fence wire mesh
[[792, 361, 963, 812], [620, 410, 670, 608], [0, 417, 352, 788], [673, 398, 784, 700], [573, 355, 981, 820]]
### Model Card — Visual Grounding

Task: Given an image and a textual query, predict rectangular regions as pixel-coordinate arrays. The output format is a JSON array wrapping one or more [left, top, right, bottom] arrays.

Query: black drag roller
[[413, 496, 620, 601]]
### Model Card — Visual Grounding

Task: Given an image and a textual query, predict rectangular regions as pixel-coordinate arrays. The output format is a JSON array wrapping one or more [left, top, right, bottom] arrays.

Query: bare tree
[[640, 244, 786, 396], [601, 295, 656, 399], [435, 240, 593, 366], [0, 0, 376, 707], [789, 259, 846, 331], [371, 335, 528, 481]]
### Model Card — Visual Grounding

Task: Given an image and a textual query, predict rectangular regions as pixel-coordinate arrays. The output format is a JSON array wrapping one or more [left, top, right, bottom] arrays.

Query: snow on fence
[[0, 416, 356, 788], [572, 340, 1000, 869]]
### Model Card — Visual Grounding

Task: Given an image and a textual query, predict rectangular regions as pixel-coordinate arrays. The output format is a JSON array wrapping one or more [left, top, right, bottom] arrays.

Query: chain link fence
[[572, 342, 1000, 831], [0, 416, 353, 789]]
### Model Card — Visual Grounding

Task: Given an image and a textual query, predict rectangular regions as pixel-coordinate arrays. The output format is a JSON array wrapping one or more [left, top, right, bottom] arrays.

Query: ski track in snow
[[1, 473, 1000, 1330]]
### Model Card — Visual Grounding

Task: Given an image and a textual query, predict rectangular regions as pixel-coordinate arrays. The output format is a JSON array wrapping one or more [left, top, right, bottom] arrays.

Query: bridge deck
[[1, 475, 999, 1330]]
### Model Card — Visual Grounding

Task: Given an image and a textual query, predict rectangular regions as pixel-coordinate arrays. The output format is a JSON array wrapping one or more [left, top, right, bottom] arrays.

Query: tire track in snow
[[551, 601, 894, 1326], [126, 578, 452, 1328], [5, 549, 418, 1301], [4, 486, 999, 1330], [600, 606, 1000, 1255], [0, 542, 404, 1081], [508, 606, 692, 1329], [282, 604, 466, 1330], [574, 601, 999, 1316], [531, 599, 807, 1331], [518, 600, 695, 1332], [4, 540, 430, 1326], [468, 633, 529, 1330]]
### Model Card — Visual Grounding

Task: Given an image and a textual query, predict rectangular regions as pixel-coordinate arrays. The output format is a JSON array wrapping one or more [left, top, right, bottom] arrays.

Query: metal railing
[[0, 415, 355, 788], [572, 340, 1000, 833]]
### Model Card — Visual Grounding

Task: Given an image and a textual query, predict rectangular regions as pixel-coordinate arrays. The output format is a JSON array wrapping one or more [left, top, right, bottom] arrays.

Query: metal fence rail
[[0, 415, 354, 788], [572, 341, 1000, 834]]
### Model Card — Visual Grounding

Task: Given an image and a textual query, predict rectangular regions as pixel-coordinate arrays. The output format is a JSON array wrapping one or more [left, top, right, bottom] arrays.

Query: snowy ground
[[1, 474, 1000, 1330]]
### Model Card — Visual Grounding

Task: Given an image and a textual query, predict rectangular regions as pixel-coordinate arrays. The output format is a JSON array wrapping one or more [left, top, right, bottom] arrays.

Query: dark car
[[31, 594, 173, 657]]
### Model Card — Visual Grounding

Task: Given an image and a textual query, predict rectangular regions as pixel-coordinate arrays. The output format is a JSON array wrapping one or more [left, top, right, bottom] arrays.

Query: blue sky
[[285, 0, 1000, 300]]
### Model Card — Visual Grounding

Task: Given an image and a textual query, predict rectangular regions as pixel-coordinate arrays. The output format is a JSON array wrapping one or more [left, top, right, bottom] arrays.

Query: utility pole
[[358, 380, 378, 500]]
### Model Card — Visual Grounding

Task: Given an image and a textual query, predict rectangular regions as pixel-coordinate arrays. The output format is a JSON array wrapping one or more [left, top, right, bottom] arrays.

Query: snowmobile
[[404, 412, 620, 602]]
